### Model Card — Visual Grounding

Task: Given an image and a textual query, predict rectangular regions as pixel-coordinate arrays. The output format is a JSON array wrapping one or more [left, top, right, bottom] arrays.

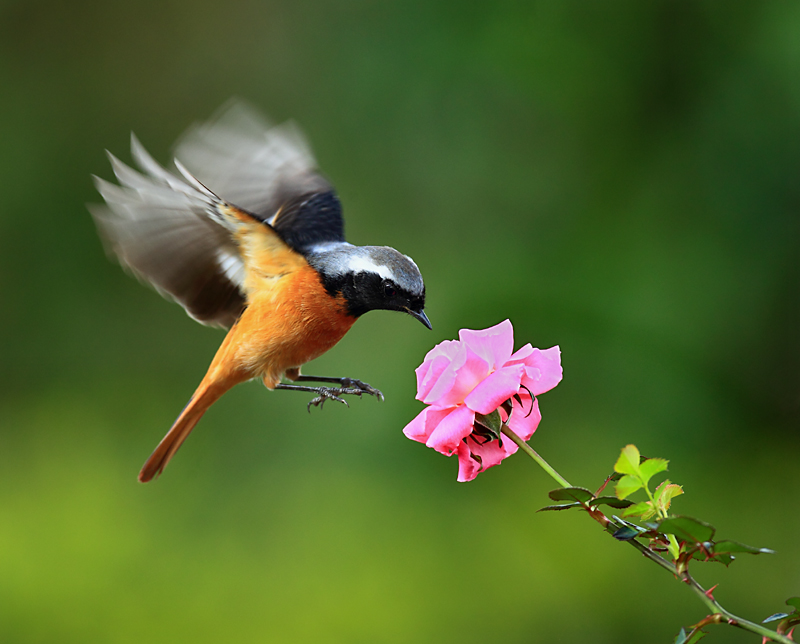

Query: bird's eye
[[383, 283, 396, 298]]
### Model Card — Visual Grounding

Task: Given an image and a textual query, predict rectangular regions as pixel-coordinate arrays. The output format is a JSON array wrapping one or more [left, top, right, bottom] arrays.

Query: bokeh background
[[1, 2, 798, 642]]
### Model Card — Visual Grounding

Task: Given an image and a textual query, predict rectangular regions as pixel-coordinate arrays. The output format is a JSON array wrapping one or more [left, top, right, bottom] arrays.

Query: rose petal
[[506, 343, 534, 365], [425, 404, 475, 456], [463, 364, 525, 414], [415, 353, 452, 401], [402, 406, 453, 443], [467, 435, 510, 470], [458, 319, 514, 370], [520, 346, 562, 395], [422, 345, 490, 407], [456, 434, 516, 481], [506, 394, 541, 441], [456, 441, 481, 482]]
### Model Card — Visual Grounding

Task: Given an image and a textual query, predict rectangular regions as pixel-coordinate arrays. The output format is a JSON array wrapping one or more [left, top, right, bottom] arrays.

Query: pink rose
[[404, 320, 562, 482]]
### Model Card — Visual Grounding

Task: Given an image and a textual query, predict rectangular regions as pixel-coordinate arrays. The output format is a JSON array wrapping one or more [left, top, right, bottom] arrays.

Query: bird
[[89, 101, 430, 482]]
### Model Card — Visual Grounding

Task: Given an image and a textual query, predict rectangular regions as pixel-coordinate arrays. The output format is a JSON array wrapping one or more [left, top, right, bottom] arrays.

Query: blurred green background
[[1, 1, 798, 642]]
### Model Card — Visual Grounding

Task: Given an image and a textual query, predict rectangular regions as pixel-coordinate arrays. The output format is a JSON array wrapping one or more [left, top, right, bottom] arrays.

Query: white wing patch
[[217, 248, 246, 287]]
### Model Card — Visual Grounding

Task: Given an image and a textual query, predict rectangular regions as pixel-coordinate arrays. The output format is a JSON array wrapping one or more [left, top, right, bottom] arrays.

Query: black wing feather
[[268, 190, 345, 253]]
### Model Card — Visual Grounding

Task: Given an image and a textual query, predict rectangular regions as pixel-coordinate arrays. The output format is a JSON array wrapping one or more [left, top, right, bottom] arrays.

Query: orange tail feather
[[138, 381, 229, 483]]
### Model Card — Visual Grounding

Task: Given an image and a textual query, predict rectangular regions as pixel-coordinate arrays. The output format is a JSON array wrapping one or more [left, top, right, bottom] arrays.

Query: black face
[[323, 271, 429, 327]]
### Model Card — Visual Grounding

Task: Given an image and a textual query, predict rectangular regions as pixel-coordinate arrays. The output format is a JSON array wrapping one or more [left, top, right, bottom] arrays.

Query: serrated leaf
[[658, 516, 715, 544], [639, 458, 669, 486], [612, 525, 640, 541], [786, 597, 800, 611], [621, 501, 655, 518], [538, 503, 581, 512], [615, 474, 643, 499], [764, 613, 791, 624], [614, 444, 641, 477], [712, 540, 775, 556], [655, 481, 684, 514], [548, 487, 594, 503], [591, 496, 634, 509], [709, 553, 735, 566]]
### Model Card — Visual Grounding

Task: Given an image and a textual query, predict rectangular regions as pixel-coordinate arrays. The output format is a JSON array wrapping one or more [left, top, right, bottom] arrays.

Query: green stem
[[501, 425, 792, 643], [501, 425, 571, 488], [604, 517, 793, 643]]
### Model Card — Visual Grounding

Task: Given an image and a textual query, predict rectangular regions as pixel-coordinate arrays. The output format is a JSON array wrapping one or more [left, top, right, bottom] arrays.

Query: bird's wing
[[91, 101, 346, 327], [173, 100, 347, 254], [91, 136, 249, 328]]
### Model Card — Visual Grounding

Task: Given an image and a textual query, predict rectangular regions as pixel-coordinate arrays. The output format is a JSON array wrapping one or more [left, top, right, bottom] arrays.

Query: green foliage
[[673, 627, 707, 644], [590, 496, 634, 509], [658, 516, 714, 544], [548, 487, 594, 503], [655, 481, 684, 515]]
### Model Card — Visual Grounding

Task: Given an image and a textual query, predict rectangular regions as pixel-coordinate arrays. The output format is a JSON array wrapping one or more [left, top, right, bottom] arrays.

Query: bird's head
[[309, 244, 430, 329]]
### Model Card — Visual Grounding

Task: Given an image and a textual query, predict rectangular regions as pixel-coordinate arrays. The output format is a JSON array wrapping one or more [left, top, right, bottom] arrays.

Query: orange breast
[[223, 264, 357, 388]]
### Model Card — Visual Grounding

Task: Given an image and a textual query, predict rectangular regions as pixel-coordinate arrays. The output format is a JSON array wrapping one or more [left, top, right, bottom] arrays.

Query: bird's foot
[[336, 378, 384, 402], [276, 378, 384, 410], [306, 386, 375, 412]]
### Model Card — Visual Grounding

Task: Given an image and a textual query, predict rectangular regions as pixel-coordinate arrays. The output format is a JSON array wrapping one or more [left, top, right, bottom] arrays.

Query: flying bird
[[90, 101, 430, 482]]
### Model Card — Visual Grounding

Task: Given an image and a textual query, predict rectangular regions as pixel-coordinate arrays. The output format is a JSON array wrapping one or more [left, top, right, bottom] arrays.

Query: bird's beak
[[408, 308, 432, 330]]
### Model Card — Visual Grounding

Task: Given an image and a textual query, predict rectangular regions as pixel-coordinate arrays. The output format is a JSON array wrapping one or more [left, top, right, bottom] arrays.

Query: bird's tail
[[138, 380, 228, 483]]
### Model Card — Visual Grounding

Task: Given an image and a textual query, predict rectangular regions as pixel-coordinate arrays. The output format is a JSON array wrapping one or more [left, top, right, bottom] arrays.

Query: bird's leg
[[274, 371, 383, 411], [289, 374, 384, 401]]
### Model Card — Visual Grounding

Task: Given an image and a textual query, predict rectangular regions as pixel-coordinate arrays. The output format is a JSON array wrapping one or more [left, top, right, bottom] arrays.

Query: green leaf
[[621, 501, 655, 519], [691, 550, 734, 566], [548, 487, 594, 503], [658, 516, 715, 544], [686, 630, 707, 644], [538, 503, 581, 512], [655, 481, 684, 514], [786, 597, 800, 611], [763, 613, 791, 624], [639, 458, 669, 486], [474, 409, 502, 433], [614, 444, 641, 477], [591, 496, 634, 509], [673, 627, 706, 644], [615, 474, 643, 499], [612, 525, 640, 541], [712, 540, 775, 556]]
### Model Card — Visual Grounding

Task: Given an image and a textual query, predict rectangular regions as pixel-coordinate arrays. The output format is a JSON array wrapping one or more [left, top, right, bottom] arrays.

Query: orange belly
[[204, 264, 357, 389]]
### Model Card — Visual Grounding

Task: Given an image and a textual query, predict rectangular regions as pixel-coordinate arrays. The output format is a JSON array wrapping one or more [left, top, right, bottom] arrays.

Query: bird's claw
[[307, 388, 350, 412], [306, 382, 384, 412], [338, 378, 385, 402]]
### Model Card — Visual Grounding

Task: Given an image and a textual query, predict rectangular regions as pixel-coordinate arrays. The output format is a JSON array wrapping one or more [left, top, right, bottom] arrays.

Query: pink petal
[[506, 395, 542, 441], [456, 442, 481, 482], [506, 343, 534, 365], [415, 353, 451, 401], [458, 320, 514, 370], [463, 364, 525, 414], [422, 345, 490, 407], [456, 434, 517, 481], [425, 404, 475, 456], [467, 435, 510, 469], [402, 406, 453, 443], [517, 346, 562, 396]]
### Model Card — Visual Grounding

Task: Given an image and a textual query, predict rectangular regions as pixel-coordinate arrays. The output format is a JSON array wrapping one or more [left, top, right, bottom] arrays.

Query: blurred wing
[[90, 136, 247, 328], [173, 100, 346, 253]]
